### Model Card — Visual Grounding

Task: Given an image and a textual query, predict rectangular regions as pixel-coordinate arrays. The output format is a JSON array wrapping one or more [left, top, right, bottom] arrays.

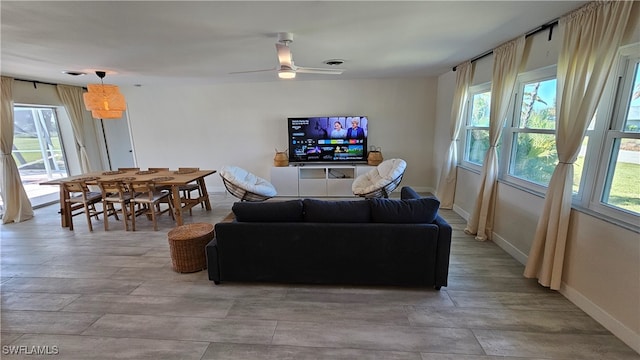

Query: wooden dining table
[[40, 168, 217, 228]]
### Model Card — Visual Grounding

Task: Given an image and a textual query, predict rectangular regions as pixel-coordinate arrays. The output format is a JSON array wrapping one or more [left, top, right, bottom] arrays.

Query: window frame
[[461, 82, 492, 172], [586, 46, 640, 225], [501, 66, 558, 195]]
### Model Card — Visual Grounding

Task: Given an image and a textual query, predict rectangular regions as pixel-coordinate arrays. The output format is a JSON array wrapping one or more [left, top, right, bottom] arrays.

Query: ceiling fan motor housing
[[278, 32, 294, 44]]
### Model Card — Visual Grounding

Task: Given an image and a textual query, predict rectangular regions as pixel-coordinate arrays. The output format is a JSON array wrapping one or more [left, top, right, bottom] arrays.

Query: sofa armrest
[[433, 215, 452, 289], [205, 238, 220, 284]]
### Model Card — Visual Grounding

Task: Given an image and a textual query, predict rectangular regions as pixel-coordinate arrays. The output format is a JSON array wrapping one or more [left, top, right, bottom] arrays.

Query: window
[[504, 67, 558, 191], [463, 84, 491, 168], [592, 50, 640, 221]]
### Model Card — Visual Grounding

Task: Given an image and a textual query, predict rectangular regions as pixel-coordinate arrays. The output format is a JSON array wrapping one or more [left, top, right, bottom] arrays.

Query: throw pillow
[[303, 199, 371, 223], [370, 197, 440, 224], [232, 200, 303, 222], [400, 186, 421, 200]]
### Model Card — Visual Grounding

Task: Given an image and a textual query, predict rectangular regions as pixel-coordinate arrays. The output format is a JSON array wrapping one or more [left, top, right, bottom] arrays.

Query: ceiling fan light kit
[[278, 68, 296, 79], [82, 71, 126, 119]]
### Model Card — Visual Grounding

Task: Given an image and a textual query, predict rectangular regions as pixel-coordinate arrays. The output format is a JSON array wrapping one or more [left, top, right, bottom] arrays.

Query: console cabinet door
[[270, 167, 299, 196]]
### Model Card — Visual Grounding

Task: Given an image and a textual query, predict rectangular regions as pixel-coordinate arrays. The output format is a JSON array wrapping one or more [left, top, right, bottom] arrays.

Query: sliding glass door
[[12, 106, 68, 207]]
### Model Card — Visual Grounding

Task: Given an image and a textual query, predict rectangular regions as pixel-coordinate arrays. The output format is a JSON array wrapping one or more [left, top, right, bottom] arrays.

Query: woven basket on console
[[168, 222, 214, 273]]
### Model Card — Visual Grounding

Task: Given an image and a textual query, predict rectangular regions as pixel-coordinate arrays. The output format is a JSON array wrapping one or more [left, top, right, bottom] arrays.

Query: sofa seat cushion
[[233, 200, 303, 222], [303, 199, 371, 223], [370, 197, 440, 224]]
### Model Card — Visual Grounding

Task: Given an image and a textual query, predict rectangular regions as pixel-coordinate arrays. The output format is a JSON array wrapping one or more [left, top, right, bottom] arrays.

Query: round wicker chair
[[220, 165, 277, 202], [352, 158, 407, 198]]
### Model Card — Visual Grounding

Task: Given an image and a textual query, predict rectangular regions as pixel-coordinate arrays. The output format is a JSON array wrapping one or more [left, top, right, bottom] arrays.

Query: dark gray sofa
[[205, 186, 451, 289]]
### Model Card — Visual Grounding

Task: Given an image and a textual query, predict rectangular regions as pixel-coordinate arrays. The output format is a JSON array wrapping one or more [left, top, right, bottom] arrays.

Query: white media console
[[271, 164, 374, 197]]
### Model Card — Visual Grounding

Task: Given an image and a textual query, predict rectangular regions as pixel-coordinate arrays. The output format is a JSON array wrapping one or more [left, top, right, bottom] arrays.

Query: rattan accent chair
[[219, 165, 277, 202], [352, 158, 407, 198]]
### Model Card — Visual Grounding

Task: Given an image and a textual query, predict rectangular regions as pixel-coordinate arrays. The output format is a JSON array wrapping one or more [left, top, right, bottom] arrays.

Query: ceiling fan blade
[[295, 66, 344, 75], [276, 43, 293, 68], [229, 68, 275, 75]]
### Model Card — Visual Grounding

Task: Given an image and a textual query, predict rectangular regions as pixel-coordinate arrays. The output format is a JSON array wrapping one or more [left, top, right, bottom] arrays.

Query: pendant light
[[83, 71, 126, 119]]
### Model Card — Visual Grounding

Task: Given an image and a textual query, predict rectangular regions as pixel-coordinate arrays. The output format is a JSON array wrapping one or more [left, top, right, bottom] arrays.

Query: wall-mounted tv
[[288, 116, 368, 164]]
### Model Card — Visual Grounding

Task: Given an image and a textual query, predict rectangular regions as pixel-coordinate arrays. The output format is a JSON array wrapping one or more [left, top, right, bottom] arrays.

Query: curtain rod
[[452, 19, 557, 71], [14, 78, 59, 88], [14, 77, 87, 90]]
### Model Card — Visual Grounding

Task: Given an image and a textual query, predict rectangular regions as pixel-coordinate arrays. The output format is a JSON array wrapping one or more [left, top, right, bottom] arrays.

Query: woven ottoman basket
[[168, 222, 214, 273]]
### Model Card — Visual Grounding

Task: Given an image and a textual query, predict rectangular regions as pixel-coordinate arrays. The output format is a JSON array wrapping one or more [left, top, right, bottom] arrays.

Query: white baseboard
[[492, 232, 639, 354], [452, 204, 469, 220], [491, 232, 528, 266], [560, 283, 640, 355], [410, 186, 434, 194]]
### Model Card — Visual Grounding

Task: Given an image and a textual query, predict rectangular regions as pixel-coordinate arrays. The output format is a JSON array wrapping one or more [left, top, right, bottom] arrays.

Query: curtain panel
[[436, 61, 473, 209], [56, 85, 92, 173], [524, 0, 633, 290], [1, 76, 34, 224], [464, 36, 527, 241]]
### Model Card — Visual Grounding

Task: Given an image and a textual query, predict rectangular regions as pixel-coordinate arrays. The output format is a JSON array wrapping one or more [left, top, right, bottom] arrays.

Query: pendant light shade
[[83, 71, 126, 119]]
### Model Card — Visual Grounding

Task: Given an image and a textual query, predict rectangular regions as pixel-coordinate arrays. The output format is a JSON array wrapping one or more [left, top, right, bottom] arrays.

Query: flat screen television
[[288, 116, 368, 164]]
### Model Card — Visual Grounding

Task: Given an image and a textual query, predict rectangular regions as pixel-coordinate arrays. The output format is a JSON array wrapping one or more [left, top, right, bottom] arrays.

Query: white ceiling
[[1, 1, 587, 87]]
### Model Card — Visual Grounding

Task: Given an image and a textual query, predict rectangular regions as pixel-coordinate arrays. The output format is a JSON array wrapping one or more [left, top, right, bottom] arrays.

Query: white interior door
[[101, 116, 135, 170]]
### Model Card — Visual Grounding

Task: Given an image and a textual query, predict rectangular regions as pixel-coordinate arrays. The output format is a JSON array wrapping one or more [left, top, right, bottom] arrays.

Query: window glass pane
[[519, 78, 557, 129], [470, 91, 491, 126], [466, 129, 489, 165], [573, 137, 589, 194], [624, 63, 640, 133], [602, 138, 640, 214], [511, 133, 558, 186]]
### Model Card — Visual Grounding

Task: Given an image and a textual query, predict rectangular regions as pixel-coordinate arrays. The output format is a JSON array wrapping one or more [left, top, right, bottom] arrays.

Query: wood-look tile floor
[[1, 193, 638, 359]]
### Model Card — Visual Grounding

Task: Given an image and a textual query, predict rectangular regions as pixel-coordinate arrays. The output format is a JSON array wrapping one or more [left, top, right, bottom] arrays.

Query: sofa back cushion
[[233, 200, 304, 222], [370, 197, 440, 224], [303, 199, 371, 223]]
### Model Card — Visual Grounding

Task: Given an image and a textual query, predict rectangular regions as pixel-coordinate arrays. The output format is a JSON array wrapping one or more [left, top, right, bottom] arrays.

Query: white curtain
[[436, 61, 473, 209], [1, 76, 34, 224], [56, 85, 92, 172], [464, 36, 526, 241], [524, 1, 633, 290]]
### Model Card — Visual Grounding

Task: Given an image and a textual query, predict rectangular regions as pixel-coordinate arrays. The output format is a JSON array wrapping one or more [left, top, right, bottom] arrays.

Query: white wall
[[434, 11, 640, 353], [122, 77, 438, 193]]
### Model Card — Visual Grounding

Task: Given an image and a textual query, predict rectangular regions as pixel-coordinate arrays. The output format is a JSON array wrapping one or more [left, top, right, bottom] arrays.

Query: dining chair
[[147, 168, 172, 192], [118, 167, 140, 172], [128, 180, 174, 231], [61, 180, 108, 231], [98, 180, 133, 231], [177, 167, 203, 215]]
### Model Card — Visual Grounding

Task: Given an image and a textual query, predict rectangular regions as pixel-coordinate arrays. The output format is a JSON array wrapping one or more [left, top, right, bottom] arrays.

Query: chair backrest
[[62, 180, 88, 194], [128, 180, 157, 201], [62, 180, 92, 201], [118, 167, 140, 171], [98, 180, 129, 200], [148, 167, 169, 171]]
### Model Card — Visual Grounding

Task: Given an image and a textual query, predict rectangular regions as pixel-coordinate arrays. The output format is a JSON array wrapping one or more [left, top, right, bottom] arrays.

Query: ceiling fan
[[230, 32, 345, 79]]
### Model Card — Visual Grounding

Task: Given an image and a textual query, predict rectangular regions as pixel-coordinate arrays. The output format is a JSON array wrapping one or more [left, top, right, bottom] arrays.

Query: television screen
[[288, 116, 368, 163]]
